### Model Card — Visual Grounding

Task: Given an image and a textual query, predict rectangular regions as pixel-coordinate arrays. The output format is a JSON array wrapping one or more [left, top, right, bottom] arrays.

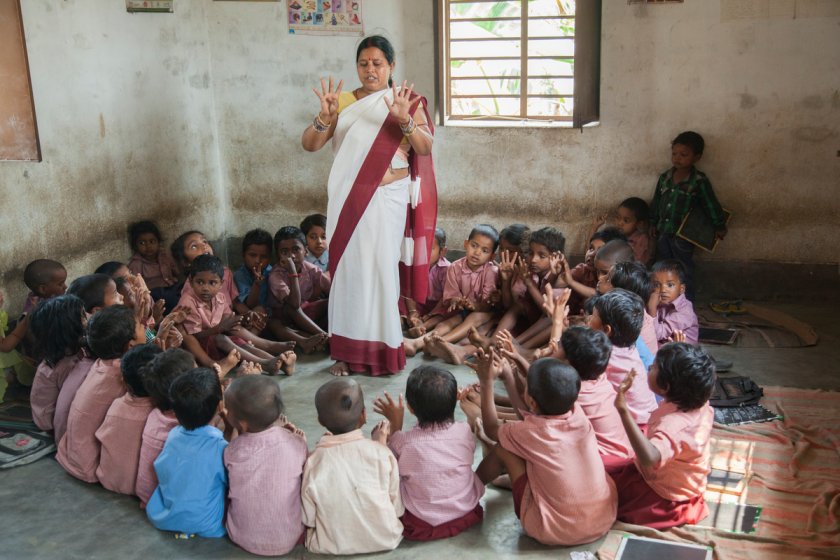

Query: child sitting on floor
[[497, 223, 531, 261], [403, 227, 451, 337], [302, 378, 403, 554], [67, 273, 124, 313], [614, 197, 653, 266], [21, 259, 68, 315], [178, 254, 295, 375], [591, 289, 659, 425], [601, 261, 659, 355], [403, 224, 500, 363], [127, 220, 179, 302], [223, 375, 308, 556], [95, 343, 160, 495], [301, 213, 329, 273], [56, 305, 147, 482], [611, 342, 715, 529], [373, 365, 484, 541], [474, 354, 617, 546], [650, 259, 699, 346], [232, 228, 272, 332], [267, 226, 330, 354], [559, 228, 626, 317], [561, 326, 634, 467], [146, 367, 228, 538]]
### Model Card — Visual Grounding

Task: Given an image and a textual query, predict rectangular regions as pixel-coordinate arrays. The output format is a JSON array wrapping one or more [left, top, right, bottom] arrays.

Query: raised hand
[[383, 80, 415, 124], [373, 391, 405, 432], [614, 368, 637, 412], [474, 347, 503, 385], [514, 255, 530, 281], [548, 251, 564, 277], [498, 250, 516, 281], [312, 76, 343, 123]]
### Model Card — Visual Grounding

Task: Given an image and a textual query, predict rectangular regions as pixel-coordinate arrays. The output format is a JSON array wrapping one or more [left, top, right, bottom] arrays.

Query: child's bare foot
[[298, 334, 323, 354], [426, 336, 474, 365], [329, 361, 350, 376], [280, 350, 297, 376], [237, 361, 263, 376], [217, 349, 241, 376], [267, 340, 295, 354], [314, 333, 329, 352], [406, 325, 426, 338], [491, 474, 512, 490], [468, 327, 492, 352], [403, 336, 425, 357]]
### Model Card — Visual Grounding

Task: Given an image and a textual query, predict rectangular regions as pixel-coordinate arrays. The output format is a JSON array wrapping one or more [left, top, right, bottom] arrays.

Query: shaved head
[[315, 378, 364, 435], [225, 376, 284, 433]]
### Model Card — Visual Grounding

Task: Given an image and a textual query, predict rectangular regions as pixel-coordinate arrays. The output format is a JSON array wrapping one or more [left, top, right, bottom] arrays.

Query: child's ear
[[463, 240, 469, 251], [523, 392, 539, 415], [679, 283, 686, 295], [604, 324, 612, 338]]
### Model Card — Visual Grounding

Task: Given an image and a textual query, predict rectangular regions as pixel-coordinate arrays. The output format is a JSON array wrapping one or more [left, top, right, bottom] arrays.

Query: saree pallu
[[327, 88, 437, 375]]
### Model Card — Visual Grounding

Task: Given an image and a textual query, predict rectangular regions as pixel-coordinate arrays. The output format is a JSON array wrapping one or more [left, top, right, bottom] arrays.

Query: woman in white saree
[[301, 35, 437, 376]]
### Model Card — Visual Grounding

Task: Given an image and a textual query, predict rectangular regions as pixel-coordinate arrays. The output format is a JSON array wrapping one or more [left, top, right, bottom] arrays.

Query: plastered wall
[[1, 0, 838, 308]]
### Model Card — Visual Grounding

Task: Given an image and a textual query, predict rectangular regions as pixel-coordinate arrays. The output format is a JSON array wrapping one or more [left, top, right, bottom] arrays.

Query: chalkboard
[[676, 206, 731, 253], [0, 0, 40, 161]]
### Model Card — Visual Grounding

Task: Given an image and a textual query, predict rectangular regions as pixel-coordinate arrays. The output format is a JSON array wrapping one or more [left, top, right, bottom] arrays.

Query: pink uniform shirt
[[52, 356, 95, 444], [604, 345, 658, 425], [30, 354, 81, 432], [427, 257, 451, 305], [641, 312, 659, 356], [638, 402, 714, 501], [655, 294, 699, 346], [627, 230, 652, 266], [498, 409, 617, 546], [181, 266, 239, 304], [56, 358, 126, 483], [577, 378, 634, 460], [388, 422, 484, 527], [128, 252, 178, 290], [95, 394, 154, 495], [225, 426, 309, 556], [267, 260, 330, 311], [177, 291, 230, 335], [135, 408, 179, 506], [442, 258, 499, 305]]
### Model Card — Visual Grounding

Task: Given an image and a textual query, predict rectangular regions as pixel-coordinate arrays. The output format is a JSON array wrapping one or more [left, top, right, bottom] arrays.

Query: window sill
[[442, 119, 600, 129]]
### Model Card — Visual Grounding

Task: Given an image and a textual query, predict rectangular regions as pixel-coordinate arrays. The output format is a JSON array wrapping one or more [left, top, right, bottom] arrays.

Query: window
[[437, 0, 601, 127]]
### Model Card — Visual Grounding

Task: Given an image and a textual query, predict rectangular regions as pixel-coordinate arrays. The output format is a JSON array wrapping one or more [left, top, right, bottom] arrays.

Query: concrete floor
[[1, 301, 838, 560]]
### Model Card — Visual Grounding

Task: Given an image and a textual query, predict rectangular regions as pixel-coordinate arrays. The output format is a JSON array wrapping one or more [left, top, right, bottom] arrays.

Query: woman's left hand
[[384, 80, 414, 124]]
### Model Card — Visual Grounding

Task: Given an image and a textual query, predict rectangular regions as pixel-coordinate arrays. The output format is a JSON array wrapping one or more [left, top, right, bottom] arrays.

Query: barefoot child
[[614, 198, 653, 265], [558, 229, 625, 317], [611, 342, 715, 528], [223, 376, 308, 556], [403, 227, 451, 337], [301, 213, 329, 273], [127, 220, 179, 305], [497, 223, 531, 261], [601, 261, 658, 355], [650, 260, 699, 346], [232, 229, 272, 333], [302, 378, 403, 554], [373, 365, 484, 541]]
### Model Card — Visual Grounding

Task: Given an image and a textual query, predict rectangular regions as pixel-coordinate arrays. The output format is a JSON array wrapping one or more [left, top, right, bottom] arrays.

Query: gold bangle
[[316, 113, 331, 128]]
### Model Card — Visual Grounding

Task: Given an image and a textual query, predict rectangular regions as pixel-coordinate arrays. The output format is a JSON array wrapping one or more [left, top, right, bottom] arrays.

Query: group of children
[[0, 130, 728, 552]]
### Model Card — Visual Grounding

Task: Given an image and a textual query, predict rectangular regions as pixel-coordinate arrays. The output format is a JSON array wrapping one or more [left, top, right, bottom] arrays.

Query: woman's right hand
[[313, 77, 344, 124]]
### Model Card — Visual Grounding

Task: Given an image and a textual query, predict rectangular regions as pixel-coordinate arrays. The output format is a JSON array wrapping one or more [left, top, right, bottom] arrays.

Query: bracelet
[[312, 113, 331, 133], [400, 116, 416, 136]]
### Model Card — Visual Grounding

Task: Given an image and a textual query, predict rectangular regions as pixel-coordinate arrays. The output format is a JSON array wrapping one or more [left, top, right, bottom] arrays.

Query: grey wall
[[1, 0, 838, 308]]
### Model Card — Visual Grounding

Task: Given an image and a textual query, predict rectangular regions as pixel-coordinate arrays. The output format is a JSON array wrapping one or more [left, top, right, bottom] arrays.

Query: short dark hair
[[654, 342, 716, 411], [499, 224, 530, 251], [561, 326, 612, 381], [300, 214, 327, 235], [610, 261, 653, 302], [274, 226, 306, 249], [86, 305, 137, 360], [169, 367, 222, 430], [672, 130, 705, 156], [591, 227, 628, 244], [652, 259, 687, 284], [434, 227, 447, 248], [527, 358, 580, 415], [226, 376, 284, 433], [595, 239, 635, 267], [315, 378, 364, 435], [144, 348, 196, 411], [468, 224, 500, 252], [121, 343, 162, 397], [529, 227, 566, 253], [23, 259, 65, 292], [189, 254, 224, 280], [593, 288, 644, 347], [29, 295, 87, 368], [619, 197, 650, 223], [405, 365, 457, 428], [241, 228, 273, 254], [67, 274, 115, 313], [128, 220, 163, 251], [94, 261, 126, 277], [357, 36, 395, 86]]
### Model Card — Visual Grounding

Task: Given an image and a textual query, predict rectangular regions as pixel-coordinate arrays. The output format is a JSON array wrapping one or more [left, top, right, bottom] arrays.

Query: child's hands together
[[614, 368, 637, 413], [219, 313, 242, 333], [371, 419, 391, 445], [152, 299, 166, 326], [373, 391, 404, 433]]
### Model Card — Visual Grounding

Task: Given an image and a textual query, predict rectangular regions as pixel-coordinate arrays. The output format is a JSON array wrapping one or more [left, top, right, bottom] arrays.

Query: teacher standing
[[301, 35, 437, 376]]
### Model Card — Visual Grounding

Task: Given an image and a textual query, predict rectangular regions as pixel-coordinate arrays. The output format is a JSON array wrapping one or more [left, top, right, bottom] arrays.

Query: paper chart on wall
[[126, 1, 174, 13], [288, 0, 363, 36]]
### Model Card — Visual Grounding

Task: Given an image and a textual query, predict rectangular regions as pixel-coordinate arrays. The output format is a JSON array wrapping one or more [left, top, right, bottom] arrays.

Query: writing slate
[[676, 206, 731, 253]]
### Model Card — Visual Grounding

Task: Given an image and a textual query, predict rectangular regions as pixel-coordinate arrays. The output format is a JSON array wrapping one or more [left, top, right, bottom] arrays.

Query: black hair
[[595, 239, 635, 266], [583, 295, 598, 316], [28, 295, 87, 368], [189, 253, 225, 280], [23, 259, 65, 292], [315, 378, 364, 435], [593, 288, 644, 348], [274, 226, 306, 249], [618, 197, 650, 223], [300, 214, 327, 235], [652, 259, 687, 284], [357, 35, 395, 87], [527, 358, 580, 415], [94, 261, 126, 277], [672, 130, 705, 156], [169, 367, 222, 430], [241, 228, 273, 254], [499, 223, 531, 250], [86, 305, 137, 360], [170, 230, 204, 275], [120, 343, 162, 398], [590, 226, 628, 244], [144, 348, 196, 411], [434, 227, 447, 248], [67, 274, 116, 313], [529, 226, 566, 253], [654, 342, 716, 411], [560, 326, 612, 381], [225, 376, 284, 433], [128, 220, 163, 252], [468, 224, 500, 252], [609, 261, 653, 302], [405, 365, 457, 428]]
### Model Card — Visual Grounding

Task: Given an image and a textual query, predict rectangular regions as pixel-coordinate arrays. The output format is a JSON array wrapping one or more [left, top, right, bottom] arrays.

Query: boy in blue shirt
[[146, 367, 228, 538]]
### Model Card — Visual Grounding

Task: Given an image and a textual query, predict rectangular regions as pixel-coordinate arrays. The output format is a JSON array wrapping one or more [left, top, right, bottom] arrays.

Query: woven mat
[[698, 304, 818, 348], [597, 387, 840, 560]]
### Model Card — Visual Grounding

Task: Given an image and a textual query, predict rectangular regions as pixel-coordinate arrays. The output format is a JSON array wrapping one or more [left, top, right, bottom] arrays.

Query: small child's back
[[135, 408, 179, 506], [604, 345, 658, 425], [576, 378, 634, 462], [95, 393, 154, 495]]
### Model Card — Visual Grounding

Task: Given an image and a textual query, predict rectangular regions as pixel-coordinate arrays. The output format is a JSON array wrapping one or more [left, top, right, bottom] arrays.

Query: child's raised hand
[[669, 330, 687, 343], [252, 265, 265, 284], [280, 419, 306, 439], [373, 391, 404, 432], [494, 329, 515, 355], [548, 251, 564, 277], [614, 369, 637, 412], [474, 347, 503, 385], [219, 313, 242, 333], [371, 419, 391, 445], [498, 250, 515, 280], [285, 257, 298, 276], [514, 256, 530, 281]]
